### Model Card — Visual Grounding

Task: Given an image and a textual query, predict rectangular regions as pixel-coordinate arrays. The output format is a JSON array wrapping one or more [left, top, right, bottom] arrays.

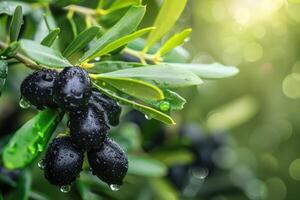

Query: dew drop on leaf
[[19, 97, 31, 109], [110, 184, 121, 191], [191, 167, 209, 180], [60, 185, 71, 193], [27, 145, 36, 154], [159, 101, 170, 111], [38, 159, 45, 170]]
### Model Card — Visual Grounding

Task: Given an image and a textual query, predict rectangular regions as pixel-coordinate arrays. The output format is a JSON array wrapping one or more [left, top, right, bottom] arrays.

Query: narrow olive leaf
[[40, 28, 60, 47], [3, 109, 63, 169], [145, 89, 186, 112], [128, 155, 167, 177], [93, 75, 164, 100], [93, 82, 175, 124], [144, 0, 187, 52], [128, 38, 190, 63], [87, 61, 143, 74], [100, 65, 203, 88], [169, 63, 240, 79], [0, 41, 19, 58], [0, 1, 30, 15], [92, 27, 155, 58], [63, 26, 100, 58], [0, 60, 8, 95], [9, 5, 23, 42], [19, 39, 71, 67], [106, 0, 141, 13], [156, 28, 192, 56], [79, 6, 146, 63]]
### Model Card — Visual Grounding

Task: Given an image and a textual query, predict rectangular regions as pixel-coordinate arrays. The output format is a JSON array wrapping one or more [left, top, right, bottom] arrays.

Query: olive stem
[[0, 41, 41, 70], [123, 48, 162, 64]]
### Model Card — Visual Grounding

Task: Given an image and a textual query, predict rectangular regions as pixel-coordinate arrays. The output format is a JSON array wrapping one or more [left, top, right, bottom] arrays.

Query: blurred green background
[[2, 0, 300, 199]]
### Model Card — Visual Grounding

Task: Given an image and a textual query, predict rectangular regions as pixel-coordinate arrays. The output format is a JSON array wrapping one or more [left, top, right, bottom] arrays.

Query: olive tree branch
[[0, 41, 41, 70]]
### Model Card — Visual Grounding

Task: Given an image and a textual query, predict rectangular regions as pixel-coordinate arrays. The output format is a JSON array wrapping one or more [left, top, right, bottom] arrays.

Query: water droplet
[[19, 98, 31, 109], [38, 131, 45, 138], [27, 145, 36, 154], [37, 144, 43, 152], [192, 167, 209, 180], [60, 185, 71, 193], [38, 159, 45, 170], [145, 115, 150, 120], [184, 37, 190, 42], [7, 144, 17, 153], [102, 82, 106, 86], [110, 184, 121, 191], [94, 57, 101, 61], [0, 55, 7, 59], [159, 101, 170, 111]]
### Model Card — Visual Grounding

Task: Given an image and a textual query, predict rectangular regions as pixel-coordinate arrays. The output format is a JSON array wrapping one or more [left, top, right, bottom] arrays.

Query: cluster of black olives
[[20, 67, 128, 191]]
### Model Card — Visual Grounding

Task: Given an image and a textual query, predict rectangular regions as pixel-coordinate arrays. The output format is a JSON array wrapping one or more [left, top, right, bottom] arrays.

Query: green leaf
[[100, 65, 203, 88], [93, 75, 164, 101], [152, 149, 194, 166], [144, 0, 187, 52], [40, 28, 60, 47], [88, 61, 143, 74], [19, 39, 71, 68], [145, 89, 186, 112], [79, 6, 146, 63], [0, 60, 8, 95], [157, 28, 192, 56], [289, 0, 300, 3], [15, 170, 31, 200], [63, 26, 100, 58], [91, 27, 155, 58], [0, 41, 19, 58], [106, 0, 141, 13], [207, 95, 259, 131], [0, 1, 30, 15], [9, 5, 23, 42], [128, 155, 167, 177], [169, 63, 240, 79], [3, 109, 63, 169], [93, 82, 175, 124]]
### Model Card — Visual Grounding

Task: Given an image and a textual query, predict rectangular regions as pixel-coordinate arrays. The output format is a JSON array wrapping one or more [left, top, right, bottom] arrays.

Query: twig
[[0, 41, 41, 70]]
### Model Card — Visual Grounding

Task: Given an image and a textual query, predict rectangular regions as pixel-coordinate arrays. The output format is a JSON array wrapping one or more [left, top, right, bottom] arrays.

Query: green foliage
[[0, 1, 30, 15], [144, 0, 187, 52], [156, 28, 192, 56], [93, 27, 155, 57], [99, 65, 203, 88], [88, 61, 143, 74], [128, 155, 167, 177], [63, 26, 100, 58], [20, 39, 71, 67], [9, 5, 23, 42], [40, 28, 60, 47], [79, 6, 146, 63], [3, 109, 63, 169]]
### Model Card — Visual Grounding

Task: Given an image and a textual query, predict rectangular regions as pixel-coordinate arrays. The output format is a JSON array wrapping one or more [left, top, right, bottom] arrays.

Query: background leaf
[[0, 60, 8, 95], [106, 0, 142, 13], [169, 63, 240, 79], [79, 6, 146, 63], [144, 0, 187, 52], [20, 39, 71, 67], [91, 27, 155, 58], [3, 109, 63, 169], [9, 5, 23, 42], [63, 26, 100, 58], [100, 65, 203, 88], [88, 61, 143, 74], [156, 28, 192, 56], [128, 155, 167, 177], [93, 75, 164, 101], [93, 83, 175, 124], [40, 28, 60, 47], [0, 1, 30, 15]]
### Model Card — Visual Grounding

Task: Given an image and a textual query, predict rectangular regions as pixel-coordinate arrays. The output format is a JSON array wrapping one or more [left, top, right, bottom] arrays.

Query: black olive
[[69, 104, 109, 151], [20, 69, 58, 109], [88, 138, 128, 186], [44, 137, 84, 186], [89, 90, 121, 126], [53, 67, 91, 111]]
